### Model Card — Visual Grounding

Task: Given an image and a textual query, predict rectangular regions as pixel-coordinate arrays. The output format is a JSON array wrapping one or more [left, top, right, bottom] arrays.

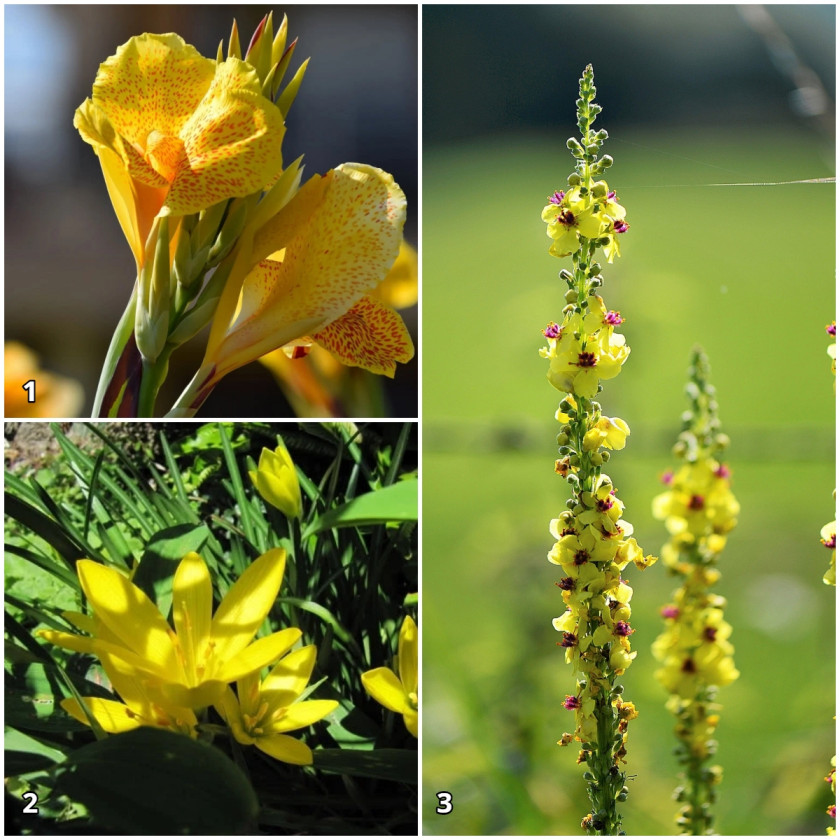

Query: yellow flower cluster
[[651, 348, 738, 834], [541, 181, 628, 263], [40, 547, 336, 766], [540, 294, 629, 398]]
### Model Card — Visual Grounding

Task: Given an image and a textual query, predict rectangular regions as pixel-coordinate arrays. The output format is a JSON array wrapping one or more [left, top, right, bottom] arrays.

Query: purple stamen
[[613, 219, 629, 234], [564, 695, 581, 710], [544, 322, 562, 339], [549, 190, 565, 205], [661, 605, 679, 619], [604, 310, 623, 326], [614, 621, 633, 637]]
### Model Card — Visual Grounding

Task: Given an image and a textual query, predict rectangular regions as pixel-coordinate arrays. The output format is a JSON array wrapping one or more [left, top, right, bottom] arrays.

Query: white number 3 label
[[436, 791, 453, 814], [22, 791, 39, 814]]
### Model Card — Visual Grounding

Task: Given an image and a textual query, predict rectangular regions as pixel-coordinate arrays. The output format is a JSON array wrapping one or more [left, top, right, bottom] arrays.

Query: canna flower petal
[[311, 295, 414, 377], [203, 163, 407, 384]]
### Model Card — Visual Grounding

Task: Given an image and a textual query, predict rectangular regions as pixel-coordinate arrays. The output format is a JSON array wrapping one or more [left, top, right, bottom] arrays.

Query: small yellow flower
[[217, 645, 338, 765], [361, 616, 418, 737], [250, 444, 303, 519]]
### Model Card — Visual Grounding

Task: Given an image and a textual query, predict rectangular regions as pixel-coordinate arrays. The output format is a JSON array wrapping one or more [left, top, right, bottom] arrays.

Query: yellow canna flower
[[4, 342, 84, 418], [217, 645, 338, 766], [75, 33, 286, 269], [249, 443, 303, 519], [169, 163, 413, 416], [40, 549, 299, 710], [361, 616, 418, 737], [257, 241, 418, 417]]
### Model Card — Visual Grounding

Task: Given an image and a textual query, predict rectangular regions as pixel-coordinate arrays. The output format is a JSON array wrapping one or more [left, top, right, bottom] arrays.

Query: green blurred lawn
[[422, 128, 835, 835]]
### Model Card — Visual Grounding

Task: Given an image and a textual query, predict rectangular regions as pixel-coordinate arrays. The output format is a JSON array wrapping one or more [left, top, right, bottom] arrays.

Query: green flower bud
[[567, 137, 584, 156], [565, 289, 579, 304], [595, 129, 609, 141], [592, 182, 607, 198], [601, 450, 611, 462], [567, 172, 581, 186], [559, 268, 574, 283]]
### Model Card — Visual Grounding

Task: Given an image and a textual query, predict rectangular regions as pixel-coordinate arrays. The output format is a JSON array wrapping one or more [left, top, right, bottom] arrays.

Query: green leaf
[[303, 480, 418, 538], [53, 728, 259, 834], [313, 747, 417, 784], [5, 749, 60, 775], [132, 523, 211, 617]]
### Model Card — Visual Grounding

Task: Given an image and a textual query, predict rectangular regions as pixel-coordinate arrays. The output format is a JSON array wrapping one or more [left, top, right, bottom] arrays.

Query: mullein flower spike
[[652, 348, 739, 836], [83, 16, 414, 418], [823, 321, 836, 835], [541, 66, 655, 836]]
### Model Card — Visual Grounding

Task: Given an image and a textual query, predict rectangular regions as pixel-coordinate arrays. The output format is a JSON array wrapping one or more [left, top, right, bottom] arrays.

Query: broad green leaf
[[53, 728, 259, 834], [303, 480, 418, 538], [314, 747, 417, 784]]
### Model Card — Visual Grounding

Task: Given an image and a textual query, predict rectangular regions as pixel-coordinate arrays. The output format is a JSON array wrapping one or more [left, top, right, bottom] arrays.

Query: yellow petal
[[403, 707, 418, 738], [210, 548, 287, 661], [398, 617, 418, 696], [216, 686, 256, 745], [361, 667, 410, 715], [91, 34, 215, 155], [312, 295, 414, 376], [216, 628, 302, 684], [205, 163, 406, 381], [172, 552, 213, 684], [255, 733, 313, 765], [61, 697, 142, 734], [371, 240, 418, 309], [37, 628, 96, 655], [261, 645, 317, 709], [269, 699, 338, 733], [77, 560, 180, 677]]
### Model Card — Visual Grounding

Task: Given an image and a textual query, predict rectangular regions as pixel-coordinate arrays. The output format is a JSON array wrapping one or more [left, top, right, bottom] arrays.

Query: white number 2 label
[[436, 791, 453, 814], [22, 791, 39, 814], [22, 380, 36, 403]]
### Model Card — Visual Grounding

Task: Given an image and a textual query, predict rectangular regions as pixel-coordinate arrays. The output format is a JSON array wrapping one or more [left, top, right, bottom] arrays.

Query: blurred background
[[422, 4, 835, 835], [4, 4, 417, 418]]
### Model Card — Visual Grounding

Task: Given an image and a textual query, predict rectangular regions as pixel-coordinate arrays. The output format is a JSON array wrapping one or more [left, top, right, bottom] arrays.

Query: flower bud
[[567, 138, 584, 156], [249, 443, 302, 518], [567, 173, 581, 186], [559, 269, 574, 283], [565, 289, 579, 304]]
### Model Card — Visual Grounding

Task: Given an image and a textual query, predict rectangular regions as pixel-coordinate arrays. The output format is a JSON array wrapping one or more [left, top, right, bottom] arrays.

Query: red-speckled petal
[[312, 295, 414, 377], [207, 163, 406, 378], [92, 33, 215, 146]]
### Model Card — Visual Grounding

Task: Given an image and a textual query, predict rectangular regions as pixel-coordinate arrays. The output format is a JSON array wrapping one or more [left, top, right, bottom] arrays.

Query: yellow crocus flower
[[361, 616, 418, 737], [217, 645, 338, 765], [249, 443, 302, 519], [41, 550, 299, 710]]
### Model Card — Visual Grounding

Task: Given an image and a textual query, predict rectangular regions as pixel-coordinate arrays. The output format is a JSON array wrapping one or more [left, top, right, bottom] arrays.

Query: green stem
[[137, 348, 173, 417], [587, 683, 624, 835], [92, 284, 139, 417]]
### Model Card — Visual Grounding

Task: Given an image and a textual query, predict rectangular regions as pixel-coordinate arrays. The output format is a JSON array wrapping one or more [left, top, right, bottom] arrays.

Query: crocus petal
[[217, 686, 256, 746], [204, 163, 406, 381], [217, 628, 302, 684], [210, 548, 286, 662], [261, 645, 317, 710], [398, 617, 418, 696], [37, 628, 96, 655], [311, 295, 414, 376], [403, 707, 418, 737], [361, 667, 410, 715], [61, 697, 143, 734], [268, 699, 338, 733], [77, 560, 180, 678], [172, 552, 213, 685], [255, 733, 313, 766]]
